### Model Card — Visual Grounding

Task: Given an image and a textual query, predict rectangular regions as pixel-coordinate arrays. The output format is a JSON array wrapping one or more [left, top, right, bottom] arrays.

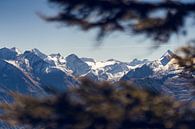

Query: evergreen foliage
[[0, 79, 194, 129]]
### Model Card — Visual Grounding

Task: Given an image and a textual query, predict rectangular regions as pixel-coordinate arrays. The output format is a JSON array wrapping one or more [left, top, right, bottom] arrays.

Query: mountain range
[[0, 47, 194, 102], [0, 47, 194, 128]]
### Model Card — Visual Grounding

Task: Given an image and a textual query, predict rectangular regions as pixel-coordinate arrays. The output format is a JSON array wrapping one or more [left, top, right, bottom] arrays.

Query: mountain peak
[[28, 48, 47, 59], [129, 58, 149, 66], [66, 54, 90, 76], [66, 53, 78, 58], [31, 48, 42, 54], [11, 47, 22, 54], [0, 47, 14, 52], [66, 54, 80, 62], [160, 50, 174, 66], [107, 59, 120, 62], [161, 50, 174, 58], [0, 47, 20, 60], [50, 53, 61, 58]]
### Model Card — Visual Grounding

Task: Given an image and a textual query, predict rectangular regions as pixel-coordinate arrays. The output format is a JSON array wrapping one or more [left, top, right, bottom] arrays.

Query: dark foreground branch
[[43, 0, 195, 42]]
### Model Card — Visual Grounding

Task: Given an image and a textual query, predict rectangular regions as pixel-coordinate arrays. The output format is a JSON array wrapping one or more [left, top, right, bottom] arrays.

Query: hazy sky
[[0, 0, 194, 61]]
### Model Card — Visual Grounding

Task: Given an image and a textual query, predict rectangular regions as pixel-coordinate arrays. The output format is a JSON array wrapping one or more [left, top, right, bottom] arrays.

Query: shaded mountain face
[[121, 64, 154, 80], [22, 50, 51, 75], [66, 54, 91, 76], [0, 59, 44, 103], [160, 50, 175, 66]]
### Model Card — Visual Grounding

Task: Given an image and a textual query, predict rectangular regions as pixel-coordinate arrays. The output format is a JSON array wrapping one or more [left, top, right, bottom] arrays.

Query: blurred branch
[[42, 0, 195, 43], [0, 79, 194, 129], [174, 43, 195, 72]]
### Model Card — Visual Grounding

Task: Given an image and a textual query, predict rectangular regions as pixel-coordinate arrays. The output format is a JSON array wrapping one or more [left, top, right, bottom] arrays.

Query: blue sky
[[0, 0, 193, 61]]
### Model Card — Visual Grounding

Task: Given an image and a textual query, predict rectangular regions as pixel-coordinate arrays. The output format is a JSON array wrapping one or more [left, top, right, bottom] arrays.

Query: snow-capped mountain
[[0, 47, 194, 128], [0, 47, 135, 105], [121, 50, 194, 101], [0, 48, 78, 95], [82, 58, 131, 81], [0, 47, 194, 101], [160, 49, 175, 66]]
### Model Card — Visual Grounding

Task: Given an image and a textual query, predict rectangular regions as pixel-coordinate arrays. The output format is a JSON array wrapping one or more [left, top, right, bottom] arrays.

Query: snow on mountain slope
[[121, 50, 194, 101], [163, 75, 195, 101], [0, 48, 78, 93], [85, 59, 118, 69], [0, 59, 43, 103], [49, 53, 66, 65], [80, 58, 131, 81]]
